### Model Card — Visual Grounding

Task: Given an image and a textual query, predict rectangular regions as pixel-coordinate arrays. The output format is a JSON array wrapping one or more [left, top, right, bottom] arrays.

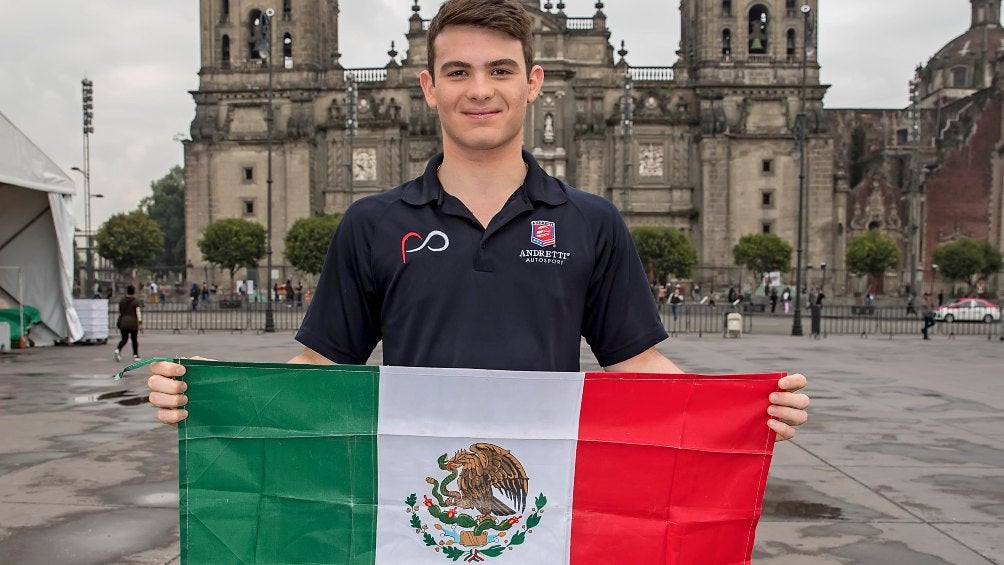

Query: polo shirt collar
[[402, 150, 568, 207]]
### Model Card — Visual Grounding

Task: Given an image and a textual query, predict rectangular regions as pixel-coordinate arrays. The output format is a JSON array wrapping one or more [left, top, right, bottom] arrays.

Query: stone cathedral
[[184, 0, 1004, 295], [184, 0, 831, 285]]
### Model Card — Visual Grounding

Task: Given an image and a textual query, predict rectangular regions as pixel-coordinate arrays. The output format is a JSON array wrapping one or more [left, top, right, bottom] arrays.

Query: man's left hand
[[768, 374, 809, 442]]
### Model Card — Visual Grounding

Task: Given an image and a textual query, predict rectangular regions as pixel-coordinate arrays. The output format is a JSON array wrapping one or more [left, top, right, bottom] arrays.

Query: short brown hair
[[426, 0, 535, 78]]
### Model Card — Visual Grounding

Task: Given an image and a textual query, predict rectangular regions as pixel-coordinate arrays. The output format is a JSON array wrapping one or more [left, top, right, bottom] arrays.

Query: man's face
[[420, 25, 543, 155]]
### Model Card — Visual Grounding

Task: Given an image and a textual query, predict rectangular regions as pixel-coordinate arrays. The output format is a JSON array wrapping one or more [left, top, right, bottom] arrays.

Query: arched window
[[283, 33, 293, 68], [721, 0, 732, 16], [222, 35, 231, 68], [221, 0, 230, 22], [786, 29, 796, 59], [952, 67, 968, 88], [248, 10, 265, 61], [722, 29, 733, 60], [748, 5, 769, 54], [785, 0, 796, 16], [283, 0, 292, 19]]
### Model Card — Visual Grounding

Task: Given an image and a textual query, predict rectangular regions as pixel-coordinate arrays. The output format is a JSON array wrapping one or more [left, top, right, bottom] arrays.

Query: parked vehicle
[[933, 298, 1001, 323]]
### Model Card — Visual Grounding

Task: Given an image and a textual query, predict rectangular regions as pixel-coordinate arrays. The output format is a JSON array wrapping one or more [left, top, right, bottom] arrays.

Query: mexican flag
[[177, 360, 781, 565]]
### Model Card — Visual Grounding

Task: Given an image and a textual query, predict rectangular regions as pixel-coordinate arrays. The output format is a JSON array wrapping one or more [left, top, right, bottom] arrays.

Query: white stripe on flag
[[375, 367, 586, 565]]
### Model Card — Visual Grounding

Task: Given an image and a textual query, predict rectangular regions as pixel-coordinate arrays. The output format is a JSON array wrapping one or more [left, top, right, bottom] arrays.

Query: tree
[[630, 226, 698, 282], [94, 211, 165, 282], [845, 229, 900, 278], [933, 238, 1003, 291], [732, 233, 793, 287], [197, 219, 266, 290], [139, 166, 185, 267], [284, 214, 342, 275]]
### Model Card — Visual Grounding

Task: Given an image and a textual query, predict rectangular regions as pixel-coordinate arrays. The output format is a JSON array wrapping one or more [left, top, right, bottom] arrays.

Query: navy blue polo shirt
[[295, 151, 667, 371]]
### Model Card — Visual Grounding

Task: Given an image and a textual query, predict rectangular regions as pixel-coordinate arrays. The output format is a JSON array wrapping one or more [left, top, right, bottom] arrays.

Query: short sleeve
[[581, 205, 668, 366], [295, 206, 383, 364]]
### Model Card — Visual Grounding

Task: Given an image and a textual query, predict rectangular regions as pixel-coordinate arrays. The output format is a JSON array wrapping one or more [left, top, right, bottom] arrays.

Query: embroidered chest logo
[[529, 221, 556, 247], [520, 220, 570, 265], [405, 442, 547, 561], [401, 231, 450, 263]]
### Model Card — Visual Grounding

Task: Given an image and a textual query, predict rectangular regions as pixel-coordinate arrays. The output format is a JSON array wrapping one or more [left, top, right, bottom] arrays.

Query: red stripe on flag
[[571, 372, 781, 565]]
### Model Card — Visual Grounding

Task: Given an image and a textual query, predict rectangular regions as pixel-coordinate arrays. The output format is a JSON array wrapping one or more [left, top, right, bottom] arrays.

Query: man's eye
[[492, 68, 514, 76], [447, 70, 467, 77]]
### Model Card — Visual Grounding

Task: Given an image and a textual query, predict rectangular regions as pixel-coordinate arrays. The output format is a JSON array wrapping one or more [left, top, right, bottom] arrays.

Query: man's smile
[[463, 109, 502, 119]]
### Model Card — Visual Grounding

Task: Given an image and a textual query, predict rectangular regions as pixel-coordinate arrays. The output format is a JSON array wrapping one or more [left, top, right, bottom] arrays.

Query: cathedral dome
[[928, 26, 1004, 69], [919, 2, 1004, 106]]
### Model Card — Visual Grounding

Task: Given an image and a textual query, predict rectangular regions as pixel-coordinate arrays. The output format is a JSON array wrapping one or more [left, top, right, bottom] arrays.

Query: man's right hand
[[147, 360, 190, 424]]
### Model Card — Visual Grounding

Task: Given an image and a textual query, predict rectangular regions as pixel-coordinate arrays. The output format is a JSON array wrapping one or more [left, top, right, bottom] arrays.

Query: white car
[[934, 298, 1001, 323]]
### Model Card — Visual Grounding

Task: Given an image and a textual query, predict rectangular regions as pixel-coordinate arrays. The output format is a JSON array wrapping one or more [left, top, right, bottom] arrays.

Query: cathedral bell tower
[[681, 0, 834, 280], [186, 0, 343, 281]]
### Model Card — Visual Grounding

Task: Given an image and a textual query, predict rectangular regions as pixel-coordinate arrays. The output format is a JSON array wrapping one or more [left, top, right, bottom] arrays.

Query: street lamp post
[[820, 261, 827, 294], [76, 79, 95, 297], [256, 8, 276, 332], [619, 64, 634, 213], [791, 4, 812, 336], [69, 169, 104, 296], [345, 72, 358, 206], [906, 74, 922, 297], [931, 264, 938, 295]]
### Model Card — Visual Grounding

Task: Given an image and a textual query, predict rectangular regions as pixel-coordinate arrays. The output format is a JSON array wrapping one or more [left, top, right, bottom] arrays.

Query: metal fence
[[658, 304, 755, 336], [109, 303, 1000, 339], [110, 301, 308, 333], [815, 305, 1001, 339]]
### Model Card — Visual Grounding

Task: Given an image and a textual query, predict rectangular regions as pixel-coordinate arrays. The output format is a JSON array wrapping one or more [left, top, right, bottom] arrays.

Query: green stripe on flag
[[178, 360, 380, 564]]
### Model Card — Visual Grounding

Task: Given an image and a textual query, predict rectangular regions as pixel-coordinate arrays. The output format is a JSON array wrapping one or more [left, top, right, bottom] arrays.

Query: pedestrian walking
[[769, 287, 778, 313], [920, 292, 936, 340], [782, 287, 791, 314], [114, 285, 142, 362]]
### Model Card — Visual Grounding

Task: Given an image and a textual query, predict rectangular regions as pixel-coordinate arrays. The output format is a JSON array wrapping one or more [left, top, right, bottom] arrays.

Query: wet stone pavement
[[0, 331, 1001, 564]]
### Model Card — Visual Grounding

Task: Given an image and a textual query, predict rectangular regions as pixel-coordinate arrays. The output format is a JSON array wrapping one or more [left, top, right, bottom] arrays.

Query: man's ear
[[420, 70, 437, 109], [527, 65, 545, 103]]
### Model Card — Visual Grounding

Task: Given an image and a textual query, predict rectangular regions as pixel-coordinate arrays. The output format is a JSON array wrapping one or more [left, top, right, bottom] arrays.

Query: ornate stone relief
[[353, 147, 377, 181], [638, 144, 664, 178]]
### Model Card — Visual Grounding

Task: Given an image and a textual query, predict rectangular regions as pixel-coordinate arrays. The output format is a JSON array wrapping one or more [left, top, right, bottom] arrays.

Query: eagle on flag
[[444, 443, 530, 523]]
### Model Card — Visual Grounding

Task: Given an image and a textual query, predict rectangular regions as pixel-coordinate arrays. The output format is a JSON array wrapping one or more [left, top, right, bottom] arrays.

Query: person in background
[[920, 292, 936, 340], [114, 285, 142, 362], [669, 286, 684, 321]]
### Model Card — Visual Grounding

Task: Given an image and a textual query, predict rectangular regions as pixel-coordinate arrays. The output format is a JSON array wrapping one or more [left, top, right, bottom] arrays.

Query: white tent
[[0, 110, 83, 345]]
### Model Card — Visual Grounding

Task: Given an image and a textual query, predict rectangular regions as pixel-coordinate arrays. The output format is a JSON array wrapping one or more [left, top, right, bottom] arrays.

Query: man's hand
[[147, 359, 198, 425], [768, 374, 809, 441]]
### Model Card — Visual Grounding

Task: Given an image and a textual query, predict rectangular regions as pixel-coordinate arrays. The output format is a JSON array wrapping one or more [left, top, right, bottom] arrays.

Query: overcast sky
[[0, 0, 985, 229]]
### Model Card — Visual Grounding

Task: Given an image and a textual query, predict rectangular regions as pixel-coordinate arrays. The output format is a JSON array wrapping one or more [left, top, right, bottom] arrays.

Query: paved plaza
[[0, 329, 1001, 564]]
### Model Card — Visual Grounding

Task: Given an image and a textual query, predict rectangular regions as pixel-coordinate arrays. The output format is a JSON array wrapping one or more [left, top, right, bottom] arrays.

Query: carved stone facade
[[830, 0, 1004, 294], [185, 0, 834, 287]]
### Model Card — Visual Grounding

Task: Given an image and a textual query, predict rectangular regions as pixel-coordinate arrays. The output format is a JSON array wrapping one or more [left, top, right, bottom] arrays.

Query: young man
[[148, 0, 808, 440]]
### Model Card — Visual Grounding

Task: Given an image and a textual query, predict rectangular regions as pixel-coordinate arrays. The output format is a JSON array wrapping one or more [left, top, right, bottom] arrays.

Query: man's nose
[[466, 73, 494, 100]]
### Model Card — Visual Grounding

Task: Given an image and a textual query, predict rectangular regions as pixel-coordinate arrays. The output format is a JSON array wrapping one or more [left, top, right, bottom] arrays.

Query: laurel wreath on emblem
[[405, 445, 547, 562]]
